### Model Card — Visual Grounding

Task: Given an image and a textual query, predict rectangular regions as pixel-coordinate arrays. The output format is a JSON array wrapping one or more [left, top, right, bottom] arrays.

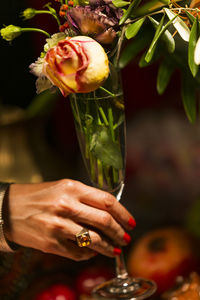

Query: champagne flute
[[70, 66, 156, 299]]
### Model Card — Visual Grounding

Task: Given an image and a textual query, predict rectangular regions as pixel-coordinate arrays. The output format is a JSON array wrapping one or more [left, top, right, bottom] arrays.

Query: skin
[[3, 179, 135, 261]]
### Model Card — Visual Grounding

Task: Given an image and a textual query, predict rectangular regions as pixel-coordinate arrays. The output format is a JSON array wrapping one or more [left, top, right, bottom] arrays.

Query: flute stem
[[115, 250, 128, 279]]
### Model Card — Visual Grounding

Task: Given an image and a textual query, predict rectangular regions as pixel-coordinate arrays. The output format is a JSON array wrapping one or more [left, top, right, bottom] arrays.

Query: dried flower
[[66, 1, 122, 44]]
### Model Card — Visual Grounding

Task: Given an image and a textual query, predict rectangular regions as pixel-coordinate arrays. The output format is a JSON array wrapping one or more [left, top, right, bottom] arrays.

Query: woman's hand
[[4, 179, 136, 261]]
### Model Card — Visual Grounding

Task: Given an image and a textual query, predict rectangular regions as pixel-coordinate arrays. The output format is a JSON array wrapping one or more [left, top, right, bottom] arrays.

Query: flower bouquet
[[1, 0, 200, 124], [1, 0, 200, 298]]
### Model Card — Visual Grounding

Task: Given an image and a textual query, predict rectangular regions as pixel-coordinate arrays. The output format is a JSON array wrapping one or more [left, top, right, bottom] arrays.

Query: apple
[[127, 227, 200, 294], [34, 283, 77, 300]]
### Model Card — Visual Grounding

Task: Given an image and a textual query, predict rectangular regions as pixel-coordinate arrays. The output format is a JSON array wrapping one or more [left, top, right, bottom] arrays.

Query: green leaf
[[160, 0, 170, 4], [149, 16, 175, 54], [157, 58, 175, 94], [145, 14, 165, 63], [133, 0, 166, 17], [119, 30, 151, 68], [119, 0, 142, 25], [189, 17, 199, 77], [112, 0, 130, 8], [139, 47, 161, 67], [90, 127, 123, 169], [145, 14, 178, 63], [194, 30, 200, 65], [125, 17, 146, 39], [181, 75, 196, 123], [164, 8, 190, 42], [139, 51, 151, 67], [185, 10, 195, 25]]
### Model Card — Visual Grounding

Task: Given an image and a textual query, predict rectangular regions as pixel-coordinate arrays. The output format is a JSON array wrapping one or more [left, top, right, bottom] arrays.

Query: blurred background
[[1, 1, 200, 299]]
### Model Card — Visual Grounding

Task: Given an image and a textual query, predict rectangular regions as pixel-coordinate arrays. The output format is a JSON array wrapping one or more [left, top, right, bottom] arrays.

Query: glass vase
[[70, 64, 125, 198], [70, 65, 156, 299]]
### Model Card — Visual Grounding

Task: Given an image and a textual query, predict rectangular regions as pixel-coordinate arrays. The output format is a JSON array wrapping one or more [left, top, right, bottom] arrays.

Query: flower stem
[[98, 107, 109, 126], [89, 153, 96, 182], [108, 107, 114, 141], [35, 10, 61, 27], [125, 7, 198, 25], [21, 28, 50, 37], [97, 159, 104, 189], [112, 167, 119, 184], [99, 86, 115, 97], [104, 166, 112, 189]]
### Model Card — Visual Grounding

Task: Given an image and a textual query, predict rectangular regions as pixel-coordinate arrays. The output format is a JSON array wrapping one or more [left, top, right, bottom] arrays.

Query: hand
[[4, 179, 136, 261]]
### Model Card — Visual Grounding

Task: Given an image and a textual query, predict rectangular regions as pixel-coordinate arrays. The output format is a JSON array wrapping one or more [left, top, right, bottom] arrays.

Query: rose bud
[[42, 36, 109, 97]]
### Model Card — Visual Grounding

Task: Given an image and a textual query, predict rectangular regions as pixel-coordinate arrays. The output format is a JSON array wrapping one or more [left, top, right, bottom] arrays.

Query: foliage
[[1, 0, 200, 122]]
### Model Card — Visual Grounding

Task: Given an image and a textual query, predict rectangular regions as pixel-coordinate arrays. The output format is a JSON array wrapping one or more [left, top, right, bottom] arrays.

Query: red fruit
[[127, 227, 200, 294], [35, 284, 76, 300], [75, 267, 113, 296]]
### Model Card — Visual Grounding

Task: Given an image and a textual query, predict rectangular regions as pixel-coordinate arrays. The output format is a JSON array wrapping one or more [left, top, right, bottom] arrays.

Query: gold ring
[[76, 228, 91, 247]]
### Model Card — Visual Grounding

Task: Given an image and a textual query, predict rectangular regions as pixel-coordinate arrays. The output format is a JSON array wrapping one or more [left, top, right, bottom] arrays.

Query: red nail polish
[[123, 232, 131, 244], [113, 248, 122, 256], [128, 217, 136, 229]]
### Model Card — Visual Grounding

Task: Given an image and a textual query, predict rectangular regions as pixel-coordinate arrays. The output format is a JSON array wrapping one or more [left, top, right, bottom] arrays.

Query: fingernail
[[113, 247, 122, 256], [123, 232, 131, 244], [128, 217, 136, 229]]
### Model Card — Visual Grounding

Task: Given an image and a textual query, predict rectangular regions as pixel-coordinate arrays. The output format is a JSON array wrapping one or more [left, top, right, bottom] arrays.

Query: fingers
[[74, 182, 136, 231], [49, 239, 97, 262], [87, 230, 122, 258], [65, 201, 129, 247], [47, 216, 121, 259]]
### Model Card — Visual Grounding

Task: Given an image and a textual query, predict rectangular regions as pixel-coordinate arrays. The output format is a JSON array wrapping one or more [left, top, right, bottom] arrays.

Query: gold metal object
[[76, 228, 91, 247]]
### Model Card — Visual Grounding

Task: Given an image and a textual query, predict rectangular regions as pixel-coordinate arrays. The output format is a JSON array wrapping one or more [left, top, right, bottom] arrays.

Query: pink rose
[[43, 36, 109, 97]]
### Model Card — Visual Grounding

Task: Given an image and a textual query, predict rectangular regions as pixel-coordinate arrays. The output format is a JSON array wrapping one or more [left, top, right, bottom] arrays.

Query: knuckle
[[55, 179, 77, 193], [57, 178, 71, 187], [91, 232, 101, 246], [101, 212, 112, 228], [45, 218, 63, 236], [103, 194, 116, 210], [60, 178, 81, 191], [50, 198, 64, 213], [52, 198, 78, 218], [64, 204, 80, 218]]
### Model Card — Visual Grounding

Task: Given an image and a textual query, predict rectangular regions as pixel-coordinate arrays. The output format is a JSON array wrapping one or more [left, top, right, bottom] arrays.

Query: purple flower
[[66, 2, 122, 44]]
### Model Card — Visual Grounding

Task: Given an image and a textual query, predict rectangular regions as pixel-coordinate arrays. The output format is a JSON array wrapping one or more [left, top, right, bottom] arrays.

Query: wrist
[[0, 182, 18, 252]]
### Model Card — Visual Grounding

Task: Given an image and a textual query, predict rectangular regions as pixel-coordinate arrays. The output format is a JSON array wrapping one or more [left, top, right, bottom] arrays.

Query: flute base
[[92, 276, 157, 300]]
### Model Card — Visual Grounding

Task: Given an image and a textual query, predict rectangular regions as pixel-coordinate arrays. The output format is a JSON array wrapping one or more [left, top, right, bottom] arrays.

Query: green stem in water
[[108, 106, 120, 184], [89, 153, 96, 182], [98, 107, 109, 126], [112, 166, 119, 184], [97, 159, 104, 189], [104, 165, 112, 189], [21, 28, 50, 37], [108, 107, 115, 141], [35, 10, 61, 27], [99, 86, 115, 97]]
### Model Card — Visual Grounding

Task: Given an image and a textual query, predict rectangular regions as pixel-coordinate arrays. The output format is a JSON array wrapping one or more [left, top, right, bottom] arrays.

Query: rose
[[42, 36, 109, 97]]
